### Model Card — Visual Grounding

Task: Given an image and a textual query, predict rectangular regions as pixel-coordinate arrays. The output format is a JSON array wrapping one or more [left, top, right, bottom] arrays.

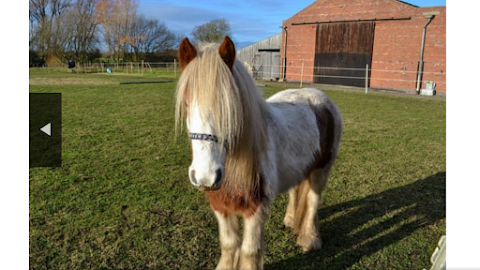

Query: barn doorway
[[253, 49, 281, 80], [314, 22, 375, 87]]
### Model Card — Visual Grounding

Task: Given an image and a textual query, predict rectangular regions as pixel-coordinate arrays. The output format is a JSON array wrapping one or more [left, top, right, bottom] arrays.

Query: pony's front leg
[[214, 211, 241, 270], [238, 200, 269, 270]]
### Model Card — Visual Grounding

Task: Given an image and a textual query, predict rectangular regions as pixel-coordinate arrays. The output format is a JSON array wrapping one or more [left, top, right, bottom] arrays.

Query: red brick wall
[[281, 0, 446, 92], [282, 24, 318, 83], [419, 7, 446, 92]]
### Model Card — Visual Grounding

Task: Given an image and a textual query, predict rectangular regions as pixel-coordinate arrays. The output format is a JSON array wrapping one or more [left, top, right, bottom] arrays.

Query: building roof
[[394, 0, 419, 8]]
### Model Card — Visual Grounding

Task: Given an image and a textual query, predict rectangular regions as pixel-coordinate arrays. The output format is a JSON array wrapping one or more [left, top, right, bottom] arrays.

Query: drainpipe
[[282, 26, 288, 81], [416, 14, 434, 93]]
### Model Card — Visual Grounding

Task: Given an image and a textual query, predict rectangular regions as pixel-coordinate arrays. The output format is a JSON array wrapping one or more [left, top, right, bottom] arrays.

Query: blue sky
[[140, 0, 446, 48]]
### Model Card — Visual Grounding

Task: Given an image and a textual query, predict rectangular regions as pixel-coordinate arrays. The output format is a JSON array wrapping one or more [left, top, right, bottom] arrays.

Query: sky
[[139, 0, 447, 49]]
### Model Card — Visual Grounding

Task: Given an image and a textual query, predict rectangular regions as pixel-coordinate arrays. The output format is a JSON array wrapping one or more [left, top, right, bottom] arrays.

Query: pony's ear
[[219, 36, 236, 71], [178, 38, 197, 69]]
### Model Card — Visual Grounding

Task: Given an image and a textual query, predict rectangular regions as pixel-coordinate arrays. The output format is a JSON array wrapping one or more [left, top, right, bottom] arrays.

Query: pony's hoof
[[297, 234, 322, 253], [238, 253, 263, 270], [283, 215, 294, 229]]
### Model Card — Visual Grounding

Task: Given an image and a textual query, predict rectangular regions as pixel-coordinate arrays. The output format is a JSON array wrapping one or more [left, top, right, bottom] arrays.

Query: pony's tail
[[293, 179, 311, 234]]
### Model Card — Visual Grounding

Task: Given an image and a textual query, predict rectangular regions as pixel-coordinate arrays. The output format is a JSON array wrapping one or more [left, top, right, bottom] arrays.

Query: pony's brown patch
[[318, 107, 336, 168], [311, 104, 336, 171], [206, 172, 265, 217], [297, 104, 336, 180]]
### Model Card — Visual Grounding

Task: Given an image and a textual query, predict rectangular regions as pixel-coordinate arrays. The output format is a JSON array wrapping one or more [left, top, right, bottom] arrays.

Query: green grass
[[29, 70, 445, 270]]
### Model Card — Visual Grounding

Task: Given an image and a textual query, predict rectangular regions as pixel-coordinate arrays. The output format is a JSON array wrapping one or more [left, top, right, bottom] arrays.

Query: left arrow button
[[40, 123, 52, 136]]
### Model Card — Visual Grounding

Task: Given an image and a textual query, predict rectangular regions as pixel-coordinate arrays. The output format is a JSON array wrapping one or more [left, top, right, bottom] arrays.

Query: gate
[[314, 22, 375, 86]]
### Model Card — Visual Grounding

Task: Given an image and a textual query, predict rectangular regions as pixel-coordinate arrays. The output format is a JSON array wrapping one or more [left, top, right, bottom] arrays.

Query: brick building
[[280, 0, 446, 93]]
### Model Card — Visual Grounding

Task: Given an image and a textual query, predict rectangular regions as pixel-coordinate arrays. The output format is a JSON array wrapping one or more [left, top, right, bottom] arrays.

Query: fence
[[30, 61, 180, 78], [248, 62, 446, 93], [30, 61, 446, 93]]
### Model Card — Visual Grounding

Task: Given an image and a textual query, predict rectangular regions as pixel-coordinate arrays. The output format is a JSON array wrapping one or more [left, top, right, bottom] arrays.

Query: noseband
[[189, 133, 229, 149], [189, 133, 219, 143]]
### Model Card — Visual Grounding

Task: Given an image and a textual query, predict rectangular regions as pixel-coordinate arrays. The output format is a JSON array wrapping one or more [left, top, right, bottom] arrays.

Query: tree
[[29, 0, 72, 61], [95, 0, 138, 62], [127, 14, 176, 61], [29, 0, 175, 63], [29, 0, 101, 62], [64, 0, 99, 61], [191, 18, 231, 44]]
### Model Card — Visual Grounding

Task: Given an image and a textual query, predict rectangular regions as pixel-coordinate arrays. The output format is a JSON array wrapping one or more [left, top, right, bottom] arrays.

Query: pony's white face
[[186, 103, 226, 191], [177, 36, 237, 191]]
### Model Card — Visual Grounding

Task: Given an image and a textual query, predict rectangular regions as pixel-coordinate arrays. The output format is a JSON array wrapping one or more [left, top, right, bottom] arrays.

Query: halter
[[189, 133, 219, 143], [189, 133, 229, 150]]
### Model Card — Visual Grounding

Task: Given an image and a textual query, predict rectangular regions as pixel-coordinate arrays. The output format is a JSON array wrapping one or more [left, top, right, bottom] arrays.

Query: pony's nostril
[[189, 169, 197, 185]]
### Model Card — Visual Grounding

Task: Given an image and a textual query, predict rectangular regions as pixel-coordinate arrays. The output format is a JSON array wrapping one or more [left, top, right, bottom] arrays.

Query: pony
[[175, 36, 343, 270]]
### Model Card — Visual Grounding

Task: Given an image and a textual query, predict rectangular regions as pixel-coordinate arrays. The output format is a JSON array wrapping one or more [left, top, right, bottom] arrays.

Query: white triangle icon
[[40, 123, 52, 136]]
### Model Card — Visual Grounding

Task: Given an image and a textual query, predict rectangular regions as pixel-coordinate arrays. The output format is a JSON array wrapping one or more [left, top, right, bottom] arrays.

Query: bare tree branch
[[127, 14, 176, 61]]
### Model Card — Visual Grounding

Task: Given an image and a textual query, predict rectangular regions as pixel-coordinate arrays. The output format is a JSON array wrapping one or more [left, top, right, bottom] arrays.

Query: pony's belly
[[274, 143, 319, 194], [276, 169, 306, 194]]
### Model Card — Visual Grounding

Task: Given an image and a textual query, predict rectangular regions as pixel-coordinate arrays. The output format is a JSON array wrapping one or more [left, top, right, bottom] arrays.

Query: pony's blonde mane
[[175, 42, 268, 195]]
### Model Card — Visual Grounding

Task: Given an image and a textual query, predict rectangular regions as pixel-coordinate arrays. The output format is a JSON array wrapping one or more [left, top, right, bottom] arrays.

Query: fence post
[[141, 60, 144, 75], [174, 59, 177, 77], [365, 64, 369, 94], [300, 59, 304, 88]]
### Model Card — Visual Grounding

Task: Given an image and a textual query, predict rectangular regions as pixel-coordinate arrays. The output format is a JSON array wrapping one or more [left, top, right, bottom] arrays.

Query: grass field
[[29, 69, 446, 270]]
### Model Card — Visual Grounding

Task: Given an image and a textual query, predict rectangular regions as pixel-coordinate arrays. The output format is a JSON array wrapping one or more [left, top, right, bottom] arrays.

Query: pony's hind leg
[[214, 211, 241, 270], [296, 167, 330, 252], [283, 186, 298, 229]]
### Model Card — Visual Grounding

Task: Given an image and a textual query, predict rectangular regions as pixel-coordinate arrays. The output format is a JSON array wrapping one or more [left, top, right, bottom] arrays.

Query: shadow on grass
[[266, 172, 446, 270]]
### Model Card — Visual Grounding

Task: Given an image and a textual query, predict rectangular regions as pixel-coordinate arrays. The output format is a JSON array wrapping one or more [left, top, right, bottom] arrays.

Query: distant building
[[237, 33, 282, 81], [281, 0, 446, 93]]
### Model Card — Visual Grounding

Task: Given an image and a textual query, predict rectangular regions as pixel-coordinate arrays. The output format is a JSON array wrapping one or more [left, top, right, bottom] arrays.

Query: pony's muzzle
[[189, 166, 224, 191]]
